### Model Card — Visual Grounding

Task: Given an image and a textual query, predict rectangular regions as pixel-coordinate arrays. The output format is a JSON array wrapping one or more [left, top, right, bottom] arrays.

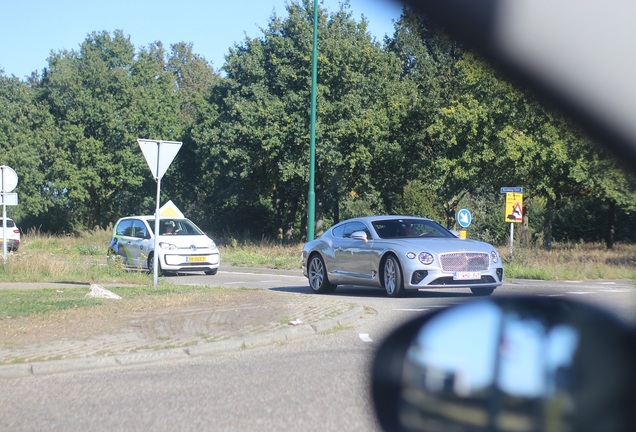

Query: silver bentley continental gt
[[302, 216, 504, 297]]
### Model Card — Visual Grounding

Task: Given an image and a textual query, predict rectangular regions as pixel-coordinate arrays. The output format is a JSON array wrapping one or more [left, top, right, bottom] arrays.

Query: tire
[[470, 287, 495, 296], [383, 255, 404, 298], [147, 253, 163, 276], [307, 254, 336, 294], [205, 269, 218, 275]]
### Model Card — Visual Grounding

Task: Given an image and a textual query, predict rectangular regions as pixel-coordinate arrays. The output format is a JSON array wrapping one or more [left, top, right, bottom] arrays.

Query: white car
[[108, 216, 220, 275], [0, 218, 21, 252]]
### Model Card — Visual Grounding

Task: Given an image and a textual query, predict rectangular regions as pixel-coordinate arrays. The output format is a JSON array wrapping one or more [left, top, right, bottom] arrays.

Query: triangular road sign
[[138, 139, 182, 180], [159, 200, 185, 218]]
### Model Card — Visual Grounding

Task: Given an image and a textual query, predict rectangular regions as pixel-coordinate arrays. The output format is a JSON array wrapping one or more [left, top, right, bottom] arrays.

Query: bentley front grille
[[440, 252, 489, 272]]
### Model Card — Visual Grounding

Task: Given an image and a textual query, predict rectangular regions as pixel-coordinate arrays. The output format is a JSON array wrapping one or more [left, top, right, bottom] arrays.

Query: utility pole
[[307, 0, 318, 241]]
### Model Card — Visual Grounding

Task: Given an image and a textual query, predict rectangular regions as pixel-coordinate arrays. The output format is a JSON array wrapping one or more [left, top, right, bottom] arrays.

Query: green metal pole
[[307, 0, 318, 241]]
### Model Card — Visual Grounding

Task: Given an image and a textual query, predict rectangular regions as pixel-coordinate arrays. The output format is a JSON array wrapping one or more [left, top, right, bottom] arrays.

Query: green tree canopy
[[0, 73, 55, 223], [38, 30, 181, 230]]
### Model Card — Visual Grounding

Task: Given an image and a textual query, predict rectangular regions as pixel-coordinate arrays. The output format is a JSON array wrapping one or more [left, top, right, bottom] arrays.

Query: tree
[[568, 139, 636, 247], [0, 73, 55, 225], [190, 0, 405, 240], [167, 42, 219, 129], [389, 10, 513, 228], [163, 43, 220, 224], [39, 31, 181, 230]]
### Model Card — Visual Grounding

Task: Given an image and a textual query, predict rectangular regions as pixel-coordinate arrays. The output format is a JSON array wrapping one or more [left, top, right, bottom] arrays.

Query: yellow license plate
[[187, 256, 206, 263]]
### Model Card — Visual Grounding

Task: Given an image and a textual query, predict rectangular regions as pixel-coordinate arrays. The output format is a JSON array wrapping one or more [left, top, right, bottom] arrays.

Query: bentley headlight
[[491, 250, 499, 263], [159, 242, 177, 250], [418, 252, 434, 265]]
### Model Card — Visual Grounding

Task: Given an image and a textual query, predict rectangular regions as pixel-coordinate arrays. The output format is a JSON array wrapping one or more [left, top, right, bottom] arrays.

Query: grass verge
[[0, 229, 633, 319], [503, 242, 636, 280], [0, 284, 230, 319], [2, 229, 635, 282]]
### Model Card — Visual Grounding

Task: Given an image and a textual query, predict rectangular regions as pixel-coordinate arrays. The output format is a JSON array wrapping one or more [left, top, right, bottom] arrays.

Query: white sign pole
[[137, 140, 182, 287], [152, 143, 162, 287], [509, 222, 514, 259], [2, 167, 6, 263], [2, 192, 6, 265]]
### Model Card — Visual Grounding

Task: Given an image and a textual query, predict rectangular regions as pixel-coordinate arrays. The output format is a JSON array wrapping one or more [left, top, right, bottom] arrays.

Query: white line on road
[[218, 270, 304, 279], [359, 333, 373, 343]]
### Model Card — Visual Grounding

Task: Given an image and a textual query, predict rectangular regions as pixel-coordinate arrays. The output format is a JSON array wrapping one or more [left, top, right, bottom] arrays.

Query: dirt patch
[[1, 290, 281, 346], [0, 288, 357, 364]]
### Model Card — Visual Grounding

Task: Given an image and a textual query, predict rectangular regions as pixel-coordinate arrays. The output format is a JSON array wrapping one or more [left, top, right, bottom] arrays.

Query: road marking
[[359, 333, 373, 343], [602, 289, 630, 293], [218, 270, 304, 279], [394, 308, 430, 312], [568, 292, 594, 295]]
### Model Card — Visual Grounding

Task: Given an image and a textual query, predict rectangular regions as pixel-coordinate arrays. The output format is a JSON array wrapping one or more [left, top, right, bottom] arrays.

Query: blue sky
[[1, 0, 403, 79]]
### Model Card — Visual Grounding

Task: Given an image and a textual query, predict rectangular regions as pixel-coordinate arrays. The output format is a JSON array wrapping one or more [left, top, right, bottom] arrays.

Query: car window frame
[[331, 224, 346, 239], [146, 218, 205, 236], [132, 219, 149, 239], [0, 219, 16, 228], [343, 221, 371, 239], [372, 218, 454, 239], [116, 219, 134, 237]]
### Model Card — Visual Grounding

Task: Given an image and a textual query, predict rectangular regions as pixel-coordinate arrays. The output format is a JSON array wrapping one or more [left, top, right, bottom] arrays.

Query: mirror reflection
[[398, 299, 631, 432]]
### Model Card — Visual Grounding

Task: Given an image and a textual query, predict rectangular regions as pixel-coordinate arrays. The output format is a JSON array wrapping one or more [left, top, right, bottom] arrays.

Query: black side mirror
[[371, 297, 636, 432]]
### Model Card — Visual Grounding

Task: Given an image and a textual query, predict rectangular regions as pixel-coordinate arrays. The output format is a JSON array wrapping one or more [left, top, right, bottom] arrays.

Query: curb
[[0, 305, 365, 379]]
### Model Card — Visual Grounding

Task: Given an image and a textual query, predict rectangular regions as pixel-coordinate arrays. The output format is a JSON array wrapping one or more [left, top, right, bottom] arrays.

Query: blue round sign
[[457, 209, 472, 228]]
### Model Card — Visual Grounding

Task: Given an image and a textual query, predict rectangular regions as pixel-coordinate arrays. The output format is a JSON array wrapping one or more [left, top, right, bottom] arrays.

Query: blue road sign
[[500, 187, 524, 193], [457, 209, 472, 228]]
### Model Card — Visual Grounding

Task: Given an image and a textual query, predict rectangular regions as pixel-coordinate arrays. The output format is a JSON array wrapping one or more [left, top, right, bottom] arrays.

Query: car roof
[[334, 215, 435, 226], [344, 215, 436, 223], [117, 216, 188, 220]]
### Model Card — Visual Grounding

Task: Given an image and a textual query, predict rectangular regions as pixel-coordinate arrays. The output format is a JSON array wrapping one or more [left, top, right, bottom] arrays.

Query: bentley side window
[[331, 224, 345, 238], [343, 222, 371, 239]]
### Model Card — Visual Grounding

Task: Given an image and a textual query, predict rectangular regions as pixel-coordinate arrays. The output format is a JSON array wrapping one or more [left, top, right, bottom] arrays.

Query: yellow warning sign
[[505, 192, 523, 223], [159, 200, 184, 218]]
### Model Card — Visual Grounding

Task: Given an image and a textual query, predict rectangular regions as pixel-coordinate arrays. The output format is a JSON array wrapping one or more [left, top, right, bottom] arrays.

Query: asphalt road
[[176, 267, 636, 325], [0, 271, 633, 431]]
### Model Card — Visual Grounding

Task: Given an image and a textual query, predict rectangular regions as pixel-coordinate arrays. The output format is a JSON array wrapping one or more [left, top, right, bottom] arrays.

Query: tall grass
[[0, 228, 149, 284], [503, 243, 636, 280], [0, 229, 634, 283], [219, 241, 302, 269]]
